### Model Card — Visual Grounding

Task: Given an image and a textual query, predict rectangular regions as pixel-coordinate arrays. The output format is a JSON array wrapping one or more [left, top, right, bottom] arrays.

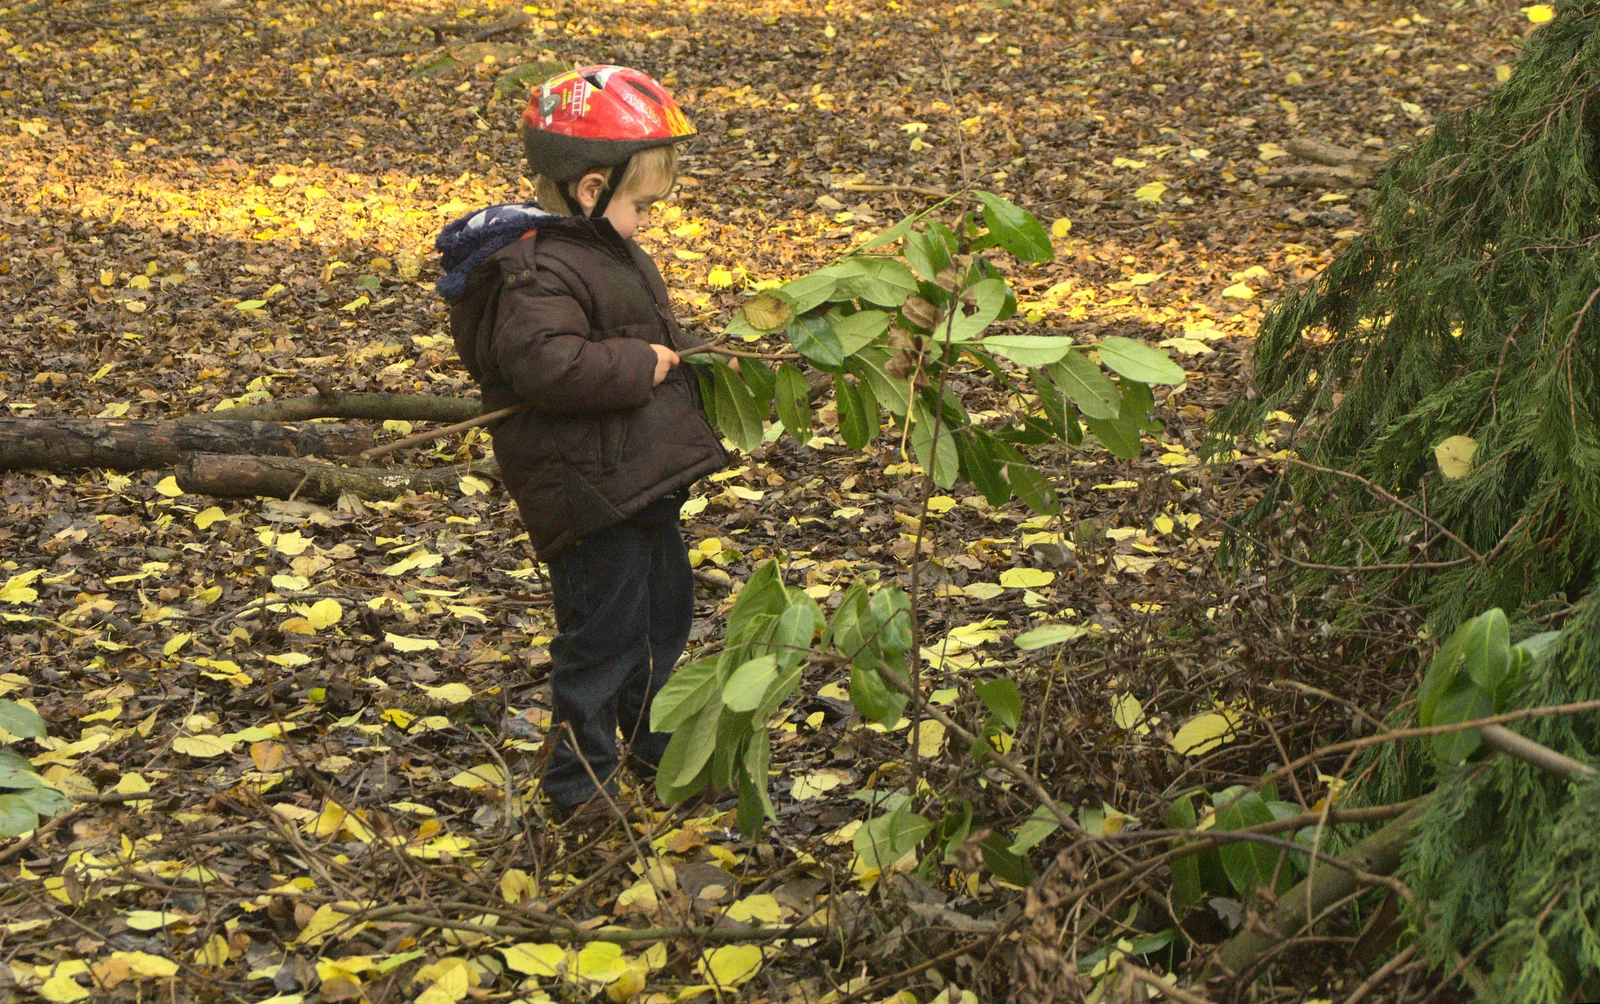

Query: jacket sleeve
[[490, 260, 659, 414]]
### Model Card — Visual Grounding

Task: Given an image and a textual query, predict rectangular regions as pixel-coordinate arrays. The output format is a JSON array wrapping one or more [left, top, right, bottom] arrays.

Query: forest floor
[[0, 0, 1537, 1001]]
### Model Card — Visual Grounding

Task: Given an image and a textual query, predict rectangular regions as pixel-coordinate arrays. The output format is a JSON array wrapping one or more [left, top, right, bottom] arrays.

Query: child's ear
[[574, 171, 609, 211]]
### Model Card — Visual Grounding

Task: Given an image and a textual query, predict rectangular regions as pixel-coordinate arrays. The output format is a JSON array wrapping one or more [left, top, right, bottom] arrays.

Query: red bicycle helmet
[[522, 65, 695, 184]]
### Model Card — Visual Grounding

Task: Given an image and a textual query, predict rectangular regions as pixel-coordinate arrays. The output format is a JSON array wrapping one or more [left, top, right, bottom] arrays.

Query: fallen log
[[180, 392, 483, 425], [176, 453, 497, 502], [0, 418, 372, 472]]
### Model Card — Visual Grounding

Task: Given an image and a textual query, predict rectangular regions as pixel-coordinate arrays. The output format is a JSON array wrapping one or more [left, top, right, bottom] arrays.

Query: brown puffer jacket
[[447, 215, 727, 556]]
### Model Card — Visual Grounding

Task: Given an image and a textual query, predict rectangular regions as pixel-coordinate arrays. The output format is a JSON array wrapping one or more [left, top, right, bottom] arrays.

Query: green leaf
[[1011, 462, 1057, 514], [836, 377, 876, 451], [958, 429, 1012, 506], [1212, 787, 1278, 902], [0, 793, 40, 837], [938, 800, 974, 862], [974, 190, 1054, 263], [853, 802, 933, 871], [980, 334, 1075, 367], [943, 278, 1009, 342], [979, 831, 1036, 884], [975, 678, 1022, 729], [770, 602, 821, 669], [773, 363, 813, 441], [1165, 794, 1204, 913], [779, 271, 838, 314], [847, 350, 912, 417], [1466, 608, 1510, 691], [859, 212, 919, 252], [829, 257, 919, 307], [672, 697, 727, 787], [0, 700, 45, 740], [711, 362, 765, 452], [728, 562, 788, 644], [722, 655, 780, 713], [751, 665, 804, 725], [737, 358, 776, 408], [738, 729, 777, 833], [1096, 336, 1186, 385], [903, 229, 951, 282], [789, 314, 846, 368], [850, 663, 907, 729], [1048, 351, 1121, 420], [911, 396, 959, 488], [868, 588, 913, 653], [0, 765, 46, 792], [829, 309, 891, 356], [1429, 680, 1491, 764], [1008, 804, 1061, 855], [1083, 411, 1143, 459], [11, 784, 68, 816]]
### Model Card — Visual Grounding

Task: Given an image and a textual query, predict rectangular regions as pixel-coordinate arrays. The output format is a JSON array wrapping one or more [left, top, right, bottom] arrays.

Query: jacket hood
[[434, 201, 559, 303]]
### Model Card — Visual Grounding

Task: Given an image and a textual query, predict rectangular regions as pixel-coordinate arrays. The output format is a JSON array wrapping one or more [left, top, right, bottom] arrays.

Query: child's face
[[574, 170, 668, 240]]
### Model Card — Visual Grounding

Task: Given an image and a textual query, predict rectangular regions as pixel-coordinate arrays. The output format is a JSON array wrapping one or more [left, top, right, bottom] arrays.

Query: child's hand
[[650, 344, 680, 386]]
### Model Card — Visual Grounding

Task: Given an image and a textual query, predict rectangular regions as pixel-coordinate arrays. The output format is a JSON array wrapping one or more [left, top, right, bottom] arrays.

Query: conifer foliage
[[1216, 5, 1600, 998]]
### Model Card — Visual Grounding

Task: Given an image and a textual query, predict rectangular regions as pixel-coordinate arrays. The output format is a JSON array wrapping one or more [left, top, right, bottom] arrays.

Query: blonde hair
[[535, 145, 679, 216]]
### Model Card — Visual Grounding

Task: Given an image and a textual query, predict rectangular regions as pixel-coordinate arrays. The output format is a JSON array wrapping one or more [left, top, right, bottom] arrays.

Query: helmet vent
[[627, 80, 664, 105]]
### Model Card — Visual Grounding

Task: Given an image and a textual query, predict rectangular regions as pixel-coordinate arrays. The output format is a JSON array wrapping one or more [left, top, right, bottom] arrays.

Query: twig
[[1279, 457, 1483, 562], [1120, 962, 1218, 1004], [379, 911, 832, 944], [1341, 943, 1418, 1004], [1479, 723, 1596, 780], [830, 182, 952, 199], [358, 343, 795, 461]]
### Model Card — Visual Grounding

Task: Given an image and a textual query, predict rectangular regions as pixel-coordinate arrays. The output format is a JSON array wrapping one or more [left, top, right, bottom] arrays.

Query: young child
[[434, 66, 727, 820]]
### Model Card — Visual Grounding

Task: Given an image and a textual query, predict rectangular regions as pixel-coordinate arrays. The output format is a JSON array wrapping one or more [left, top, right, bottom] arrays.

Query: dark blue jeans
[[541, 495, 694, 810]]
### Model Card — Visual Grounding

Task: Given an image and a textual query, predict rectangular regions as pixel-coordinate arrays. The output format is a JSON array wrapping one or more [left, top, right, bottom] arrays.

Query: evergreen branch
[[1278, 456, 1484, 562]]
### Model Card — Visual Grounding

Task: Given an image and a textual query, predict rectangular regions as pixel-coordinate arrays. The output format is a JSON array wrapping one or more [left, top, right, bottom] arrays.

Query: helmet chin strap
[[570, 159, 631, 220]]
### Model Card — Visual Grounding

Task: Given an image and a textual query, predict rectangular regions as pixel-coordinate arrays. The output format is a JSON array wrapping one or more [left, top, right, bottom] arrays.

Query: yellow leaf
[[172, 735, 234, 758], [39, 971, 91, 1003], [387, 633, 440, 653], [706, 267, 735, 288], [607, 967, 646, 1002], [1496, 64, 1513, 82], [272, 573, 310, 592], [381, 419, 413, 436], [701, 944, 763, 987], [195, 933, 230, 968], [1524, 3, 1554, 21], [418, 682, 472, 703], [1050, 217, 1072, 237], [0, 569, 45, 604], [1112, 693, 1150, 735], [1154, 515, 1175, 535], [292, 904, 351, 946], [724, 894, 782, 925], [381, 708, 416, 729], [743, 292, 792, 332], [155, 476, 184, 497], [124, 910, 183, 931], [1133, 181, 1167, 203], [790, 769, 844, 800], [194, 506, 228, 530], [502, 942, 565, 977], [1171, 711, 1242, 757], [500, 869, 537, 905], [1434, 435, 1478, 479], [1257, 142, 1289, 162], [161, 633, 192, 657], [458, 475, 492, 496], [1112, 157, 1148, 169], [999, 567, 1055, 589], [449, 764, 504, 790], [340, 295, 370, 312], [448, 605, 488, 624], [109, 951, 178, 978], [573, 942, 629, 983], [911, 719, 946, 758], [305, 598, 343, 631], [1221, 283, 1256, 299]]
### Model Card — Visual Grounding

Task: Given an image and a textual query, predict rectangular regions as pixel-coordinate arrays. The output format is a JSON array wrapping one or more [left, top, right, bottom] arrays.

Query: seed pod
[[934, 268, 962, 292], [900, 294, 941, 330]]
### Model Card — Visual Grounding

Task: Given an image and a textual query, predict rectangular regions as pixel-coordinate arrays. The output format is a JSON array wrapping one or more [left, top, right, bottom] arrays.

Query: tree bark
[[0, 419, 373, 472], [176, 454, 498, 503], [178, 392, 483, 425]]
